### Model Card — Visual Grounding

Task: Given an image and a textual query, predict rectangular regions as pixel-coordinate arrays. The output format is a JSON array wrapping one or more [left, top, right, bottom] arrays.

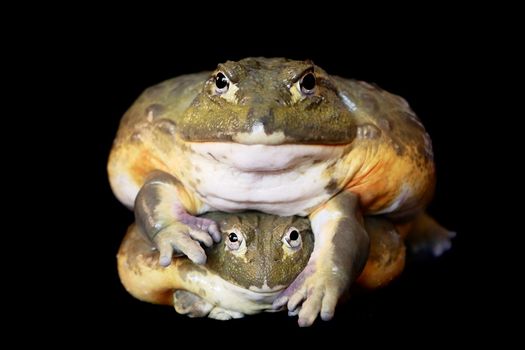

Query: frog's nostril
[[258, 113, 274, 128], [247, 107, 275, 126]]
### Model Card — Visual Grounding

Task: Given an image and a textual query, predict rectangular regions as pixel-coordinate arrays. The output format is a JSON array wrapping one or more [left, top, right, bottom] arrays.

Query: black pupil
[[216, 73, 228, 89], [228, 232, 238, 242], [289, 230, 299, 241], [301, 73, 316, 91]]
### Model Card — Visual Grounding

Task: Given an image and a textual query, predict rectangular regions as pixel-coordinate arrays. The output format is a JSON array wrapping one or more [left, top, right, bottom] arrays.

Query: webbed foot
[[134, 171, 221, 266], [273, 191, 369, 327], [173, 290, 213, 318], [208, 307, 244, 320], [154, 215, 220, 266], [273, 263, 345, 327], [407, 213, 455, 256]]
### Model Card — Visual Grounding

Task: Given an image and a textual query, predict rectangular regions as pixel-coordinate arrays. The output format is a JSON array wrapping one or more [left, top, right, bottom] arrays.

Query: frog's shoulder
[[116, 71, 211, 137], [332, 76, 432, 158]]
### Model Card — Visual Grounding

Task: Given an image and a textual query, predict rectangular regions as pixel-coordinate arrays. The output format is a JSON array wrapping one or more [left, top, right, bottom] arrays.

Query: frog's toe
[[274, 263, 344, 327], [156, 226, 207, 266], [288, 306, 301, 317], [208, 307, 244, 320], [297, 289, 323, 327], [408, 213, 456, 257], [177, 211, 221, 243], [295, 282, 339, 326], [429, 231, 455, 256], [273, 266, 312, 310], [173, 290, 213, 318]]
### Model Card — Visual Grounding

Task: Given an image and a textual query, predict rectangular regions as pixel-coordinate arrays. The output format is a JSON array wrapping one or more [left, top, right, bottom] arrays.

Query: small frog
[[117, 212, 314, 319], [117, 212, 406, 319], [109, 57, 453, 326]]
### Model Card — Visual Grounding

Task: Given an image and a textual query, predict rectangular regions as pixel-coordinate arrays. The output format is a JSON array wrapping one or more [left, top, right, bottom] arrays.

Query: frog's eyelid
[[291, 218, 313, 232], [273, 223, 288, 238], [289, 66, 315, 85], [215, 64, 238, 83], [316, 76, 338, 93]]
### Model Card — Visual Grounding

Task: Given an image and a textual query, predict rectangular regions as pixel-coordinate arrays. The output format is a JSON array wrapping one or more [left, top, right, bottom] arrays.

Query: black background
[[42, 27, 497, 344]]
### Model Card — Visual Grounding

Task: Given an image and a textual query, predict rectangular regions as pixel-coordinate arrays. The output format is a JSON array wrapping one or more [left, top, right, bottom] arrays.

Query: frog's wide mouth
[[190, 142, 349, 172]]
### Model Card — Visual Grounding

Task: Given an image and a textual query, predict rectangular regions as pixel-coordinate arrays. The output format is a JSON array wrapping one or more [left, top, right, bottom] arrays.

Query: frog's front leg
[[135, 170, 221, 266], [273, 191, 369, 327]]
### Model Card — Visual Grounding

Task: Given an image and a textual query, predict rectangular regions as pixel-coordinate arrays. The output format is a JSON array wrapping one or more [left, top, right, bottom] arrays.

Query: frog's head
[[179, 57, 356, 146], [202, 212, 314, 293]]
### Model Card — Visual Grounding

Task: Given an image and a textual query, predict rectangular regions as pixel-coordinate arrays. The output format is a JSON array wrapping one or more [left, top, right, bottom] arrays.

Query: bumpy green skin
[[179, 58, 356, 143], [203, 212, 313, 289], [113, 57, 430, 151]]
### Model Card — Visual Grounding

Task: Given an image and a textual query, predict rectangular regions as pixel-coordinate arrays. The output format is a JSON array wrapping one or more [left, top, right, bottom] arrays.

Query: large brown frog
[[108, 57, 453, 326]]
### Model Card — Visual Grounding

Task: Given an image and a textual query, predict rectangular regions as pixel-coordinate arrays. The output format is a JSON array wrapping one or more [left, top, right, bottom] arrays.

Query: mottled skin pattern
[[117, 212, 314, 319], [118, 212, 407, 319], [109, 57, 452, 326]]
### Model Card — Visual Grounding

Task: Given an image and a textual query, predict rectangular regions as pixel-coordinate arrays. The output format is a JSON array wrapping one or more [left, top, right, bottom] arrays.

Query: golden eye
[[215, 72, 229, 94], [283, 227, 302, 249]]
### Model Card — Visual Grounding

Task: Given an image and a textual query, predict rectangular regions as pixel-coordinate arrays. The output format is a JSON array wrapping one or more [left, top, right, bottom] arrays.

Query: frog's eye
[[282, 227, 302, 249], [226, 229, 243, 250], [299, 72, 316, 95], [215, 72, 230, 94]]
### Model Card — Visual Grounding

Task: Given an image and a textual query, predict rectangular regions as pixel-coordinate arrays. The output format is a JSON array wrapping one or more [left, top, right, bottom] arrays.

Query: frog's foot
[[154, 218, 220, 266], [208, 307, 244, 320], [173, 290, 213, 318], [273, 263, 345, 327], [407, 213, 456, 256], [134, 170, 221, 266], [177, 209, 221, 239], [273, 191, 369, 327]]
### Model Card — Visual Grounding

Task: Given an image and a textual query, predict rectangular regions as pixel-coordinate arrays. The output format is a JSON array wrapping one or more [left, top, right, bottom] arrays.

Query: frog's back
[[330, 77, 435, 216], [334, 77, 434, 164]]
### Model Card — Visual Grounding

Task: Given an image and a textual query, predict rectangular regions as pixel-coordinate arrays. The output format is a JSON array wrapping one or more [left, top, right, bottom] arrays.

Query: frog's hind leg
[[173, 290, 214, 318], [208, 307, 245, 320], [173, 290, 245, 320], [117, 224, 180, 305], [404, 212, 456, 257], [357, 216, 406, 289]]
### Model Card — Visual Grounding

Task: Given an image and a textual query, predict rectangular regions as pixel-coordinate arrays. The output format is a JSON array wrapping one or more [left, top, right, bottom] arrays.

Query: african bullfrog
[[118, 212, 313, 318], [117, 212, 406, 319], [109, 57, 453, 326]]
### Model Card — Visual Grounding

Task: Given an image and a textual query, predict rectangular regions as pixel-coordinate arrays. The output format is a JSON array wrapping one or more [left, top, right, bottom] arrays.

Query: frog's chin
[[190, 141, 348, 173], [247, 284, 286, 294]]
